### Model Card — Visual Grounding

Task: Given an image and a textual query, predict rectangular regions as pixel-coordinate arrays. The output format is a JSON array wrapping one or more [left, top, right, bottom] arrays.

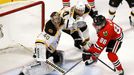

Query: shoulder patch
[[103, 31, 108, 36]]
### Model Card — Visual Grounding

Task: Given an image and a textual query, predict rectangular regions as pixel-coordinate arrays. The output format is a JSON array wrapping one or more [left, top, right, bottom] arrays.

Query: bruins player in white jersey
[[61, 1, 97, 50], [19, 12, 64, 75]]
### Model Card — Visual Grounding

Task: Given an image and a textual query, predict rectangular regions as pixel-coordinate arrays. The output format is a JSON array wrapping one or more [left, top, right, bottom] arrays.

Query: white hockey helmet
[[75, 1, 85, 15]]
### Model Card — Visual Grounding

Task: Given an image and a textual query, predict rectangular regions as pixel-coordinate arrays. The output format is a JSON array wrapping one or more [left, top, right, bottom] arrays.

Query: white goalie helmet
[[75, 1, 85, 15]]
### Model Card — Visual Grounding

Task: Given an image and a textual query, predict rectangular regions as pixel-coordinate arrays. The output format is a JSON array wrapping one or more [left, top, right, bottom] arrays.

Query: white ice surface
[[0, 0, 134, 75]]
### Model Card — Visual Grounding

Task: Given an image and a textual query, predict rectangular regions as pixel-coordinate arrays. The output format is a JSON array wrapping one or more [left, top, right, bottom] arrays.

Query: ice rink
[[0, 0, 134, 75]]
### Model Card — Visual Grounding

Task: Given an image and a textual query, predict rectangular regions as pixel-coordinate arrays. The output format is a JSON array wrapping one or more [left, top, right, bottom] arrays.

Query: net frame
[[0, 1, 45, 74], [0, 1, 45, 51], [0, 0, 45, 31]]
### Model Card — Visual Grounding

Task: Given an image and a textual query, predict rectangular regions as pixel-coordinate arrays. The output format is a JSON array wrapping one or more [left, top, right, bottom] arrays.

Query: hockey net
[[0, 1, 45, 73], [0, 0, 45, 52]]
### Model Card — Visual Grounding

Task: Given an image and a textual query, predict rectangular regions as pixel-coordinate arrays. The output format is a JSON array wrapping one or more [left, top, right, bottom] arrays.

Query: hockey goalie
[[19, 12, 64, 75]]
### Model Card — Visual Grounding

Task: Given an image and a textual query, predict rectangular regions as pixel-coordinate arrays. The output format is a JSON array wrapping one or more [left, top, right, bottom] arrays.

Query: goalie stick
[[18, 43, 83, 74], [18, 43, 66, 74], [63, 59, 83, 75], [46, 60, 66, 74], [91, 53, 116, 72]]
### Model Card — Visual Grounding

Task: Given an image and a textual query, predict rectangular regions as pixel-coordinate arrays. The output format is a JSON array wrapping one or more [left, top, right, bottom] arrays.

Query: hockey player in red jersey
[[62, 0, 97, 14], [108, 0, 134, 26], [82, 15, 124, 75]]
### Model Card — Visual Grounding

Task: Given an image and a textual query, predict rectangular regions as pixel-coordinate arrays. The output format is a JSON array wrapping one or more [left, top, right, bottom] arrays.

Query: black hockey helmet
[[93, 15, 106, 26], [50, 11, 60, 18], [50, 11, 61, 26]]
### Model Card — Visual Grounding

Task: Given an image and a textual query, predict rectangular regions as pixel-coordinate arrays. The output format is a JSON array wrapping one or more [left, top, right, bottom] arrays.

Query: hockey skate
[[118, 70, 124, 75], [85, 59, 97, 66], [84, 55, 98, 66], [82, 51, 97, 66], [129, 16, 134, 26]]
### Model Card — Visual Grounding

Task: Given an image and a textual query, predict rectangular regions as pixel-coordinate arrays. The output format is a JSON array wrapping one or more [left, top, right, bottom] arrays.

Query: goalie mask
[[93, 15, 106, 31], [75, 1, 85, 16], [50, 12, 61, 28]]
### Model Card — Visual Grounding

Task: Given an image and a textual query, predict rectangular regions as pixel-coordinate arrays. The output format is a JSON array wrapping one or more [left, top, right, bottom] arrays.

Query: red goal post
[[0, 1, 46, 74], [0, 1, 45, 31], [0, 1, 45, 51]]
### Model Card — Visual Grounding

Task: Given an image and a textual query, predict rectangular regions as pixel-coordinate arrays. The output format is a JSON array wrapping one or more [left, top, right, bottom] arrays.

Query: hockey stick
[[18, 43, 66, 74], [91, 53, 116, 72], [18, 43, 83, 74], [63, 59, 83, 75], [97, 58, 116, 72], [46, 60, 66, 74]]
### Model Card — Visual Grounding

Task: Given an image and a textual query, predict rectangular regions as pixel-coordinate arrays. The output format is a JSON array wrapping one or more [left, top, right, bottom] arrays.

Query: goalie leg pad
[[46, 50, 64, 66], [52, 50, 64, 66], [34, 43, 46, 61]]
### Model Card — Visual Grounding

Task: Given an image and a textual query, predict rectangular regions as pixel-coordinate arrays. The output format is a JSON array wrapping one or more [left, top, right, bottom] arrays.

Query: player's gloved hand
[[81, 38, 93, 50], [82, 50, 92, 61], [82, 50, 98, 65]]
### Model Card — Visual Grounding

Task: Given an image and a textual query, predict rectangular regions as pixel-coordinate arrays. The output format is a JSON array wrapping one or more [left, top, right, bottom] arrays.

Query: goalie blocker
[[19, 12, 64, 75]]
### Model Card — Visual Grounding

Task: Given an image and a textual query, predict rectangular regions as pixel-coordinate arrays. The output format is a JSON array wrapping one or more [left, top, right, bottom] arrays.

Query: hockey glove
[[82, 50, 92, 61], [82, 50, 98, 65], [81, 38, 93, 50]]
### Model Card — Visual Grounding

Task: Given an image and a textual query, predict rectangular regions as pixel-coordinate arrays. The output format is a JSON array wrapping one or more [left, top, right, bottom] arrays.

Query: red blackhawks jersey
[[88, 19, 123, 53]]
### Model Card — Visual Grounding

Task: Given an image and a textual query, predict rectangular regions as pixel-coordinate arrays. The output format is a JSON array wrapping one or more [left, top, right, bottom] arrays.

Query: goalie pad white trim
[[34, 43, 46, 61]]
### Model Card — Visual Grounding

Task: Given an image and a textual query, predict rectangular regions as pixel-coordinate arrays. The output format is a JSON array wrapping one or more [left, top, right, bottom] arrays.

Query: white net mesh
[[0, 1, 45, 51], [0, 1, 45, 73]]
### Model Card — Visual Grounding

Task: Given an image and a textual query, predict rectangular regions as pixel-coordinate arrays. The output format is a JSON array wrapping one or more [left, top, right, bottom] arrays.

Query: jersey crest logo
[[48, 29, 53, 34], [103, 31, 108, 36]]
